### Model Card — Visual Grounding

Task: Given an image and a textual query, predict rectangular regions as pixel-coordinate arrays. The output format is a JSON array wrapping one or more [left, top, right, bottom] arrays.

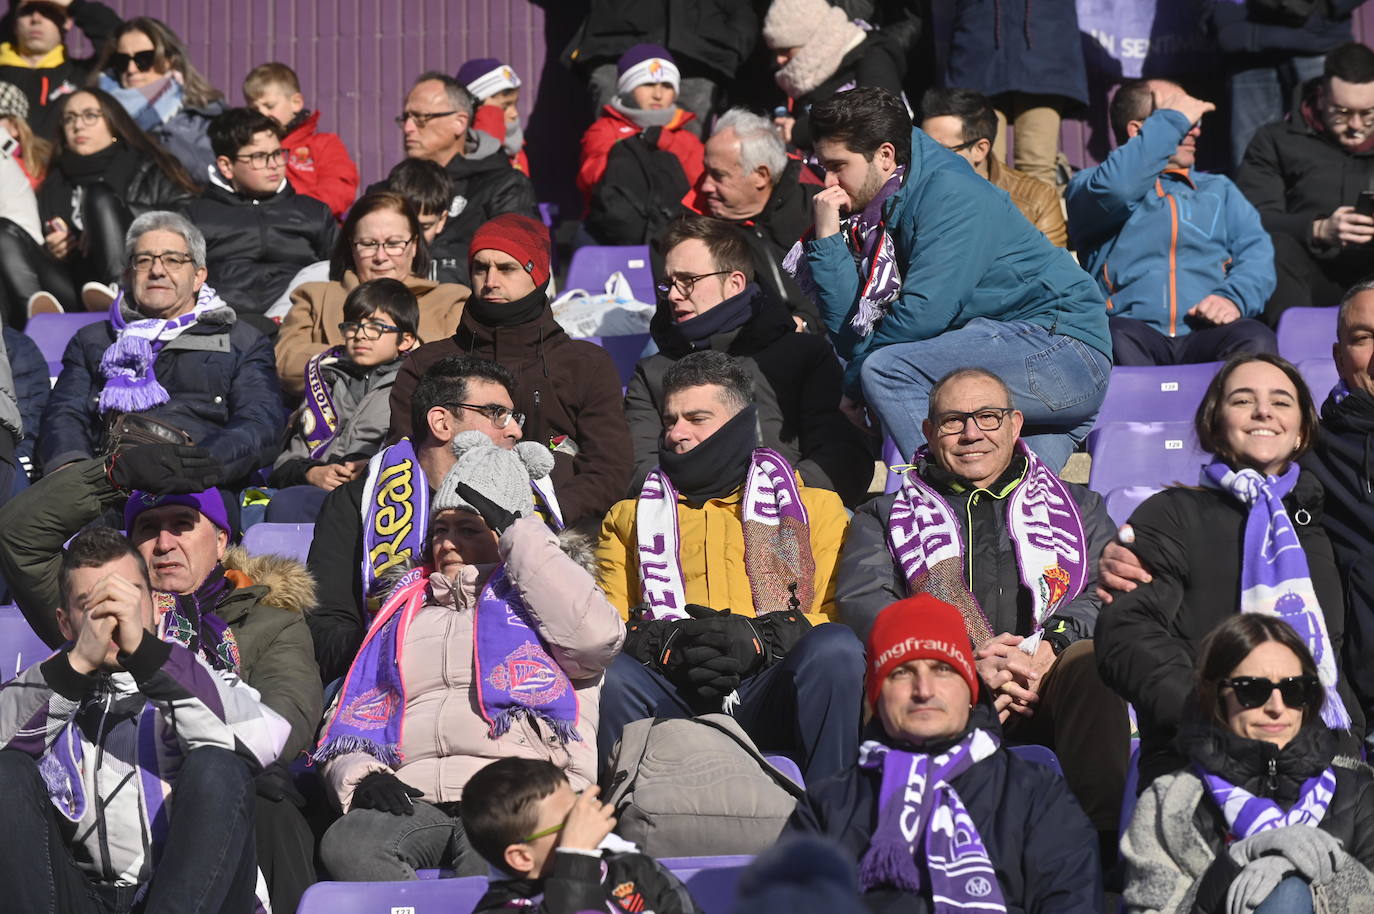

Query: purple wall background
[[72, 1, 1374, 205]]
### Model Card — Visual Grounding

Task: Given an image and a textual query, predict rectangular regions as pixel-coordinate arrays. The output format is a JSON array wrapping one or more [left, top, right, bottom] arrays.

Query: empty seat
[[1103, 485, 1163, 527], [566, 245, 655, 304], [1092, 362, 1221, 428], [1087, 421, 1209, 494], [24, 312, 108, 382], [0, 604, 53, 682], [1276, 306, 1338, 364], [240, 523, 314, 563], [661, 856, 754, 914], [1008, 743, 1063, 774], [296, 877, 486, 914], [583, 333, 654, 386], [1296, 357, 1340, 404]]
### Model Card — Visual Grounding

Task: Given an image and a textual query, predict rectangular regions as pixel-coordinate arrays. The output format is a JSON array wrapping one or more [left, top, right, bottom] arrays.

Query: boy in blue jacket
[[1067, 81, 1279, 367]]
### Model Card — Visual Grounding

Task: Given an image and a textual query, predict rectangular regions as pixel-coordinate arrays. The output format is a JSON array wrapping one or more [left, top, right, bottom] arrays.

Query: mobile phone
[[1356, 191, 1374, 218], [45, 217, 65, 235]]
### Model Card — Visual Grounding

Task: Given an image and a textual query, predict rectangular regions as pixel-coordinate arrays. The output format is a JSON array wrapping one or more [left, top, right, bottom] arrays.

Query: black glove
[[255, 760, 306, 806], [666, 607, 766, 705], [108, 444, 223, 493], [452, 481, 519, 535], [745, 609, 814, 665], [622, 608, 683, 669], [351, 770, 423, 816]]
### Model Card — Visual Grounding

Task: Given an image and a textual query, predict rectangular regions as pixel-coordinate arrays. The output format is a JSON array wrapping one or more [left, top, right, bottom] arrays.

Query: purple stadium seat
[[662, 856, 754, 914], [0, 604, 54, 682], [296, 877, 487, 914], [24, 312, 107, 381], [566, 245, 655, 304], [1120, 740, 1142, 836], [1103, 486, 1163, 527], [882, 436, 906, 494], [584, 333, 654, 386], [1296, 357, 1340, 405], [763, 754, 804, 787], [240, 523, 314, 563], [1087, 421, 1209, 494], [1091, 362, 1221, 430], [1008, 743, 1063, 774], [1276, 306, 1338, 364]]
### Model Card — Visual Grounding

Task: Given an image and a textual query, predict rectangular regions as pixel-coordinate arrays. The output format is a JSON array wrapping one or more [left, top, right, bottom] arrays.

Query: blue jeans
[[1228, 54, 1325, 169], [859, 319, 1111, 471], [1254, 876, 1314, 914]]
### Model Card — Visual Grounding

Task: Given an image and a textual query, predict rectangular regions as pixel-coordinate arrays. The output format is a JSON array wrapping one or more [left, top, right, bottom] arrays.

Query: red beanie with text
[[469, 213, 550, 288], [865, 594, 979, 708]]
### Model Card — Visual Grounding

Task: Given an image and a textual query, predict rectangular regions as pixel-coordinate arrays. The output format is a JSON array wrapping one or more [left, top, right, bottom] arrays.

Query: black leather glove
[[107, 444, 223, 493], [745, 609, 814, 665], [351, 770, 423, 816], [452, 481, 519, 535], [255, 760, 306, 806], [665, 607, 766, 705]]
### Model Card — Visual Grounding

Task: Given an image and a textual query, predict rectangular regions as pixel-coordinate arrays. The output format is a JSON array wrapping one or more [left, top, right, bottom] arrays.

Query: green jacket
[[0, 459, 323, 763]]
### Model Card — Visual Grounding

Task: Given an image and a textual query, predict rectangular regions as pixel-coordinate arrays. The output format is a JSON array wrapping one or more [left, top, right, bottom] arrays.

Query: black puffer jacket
[[625, 283, 871, 504], [836, 454, 1113, 642], [783, 695, 1101, 914], [1095, 473, 1366, 787], [0, 0, 121, 137], [561, 0, 760, 82], [37, 149, 195, 231], [372, 132, 538, 289], [473, 848, 699, 914], [180, 175, 337, 315]]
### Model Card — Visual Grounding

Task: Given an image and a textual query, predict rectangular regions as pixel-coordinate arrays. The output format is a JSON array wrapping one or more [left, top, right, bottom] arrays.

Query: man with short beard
[[791, 87, 1110, 473], [1238, 42, 1374, 315]]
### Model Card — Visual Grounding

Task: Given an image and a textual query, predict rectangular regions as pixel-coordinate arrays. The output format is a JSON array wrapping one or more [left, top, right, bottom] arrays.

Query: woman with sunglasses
[[275, 191, 468, 396], [0, 86, 197, 324], [1121, 614, 1374, 913], [1096, 353, 1364, 789], [91, 17, 225, 183]]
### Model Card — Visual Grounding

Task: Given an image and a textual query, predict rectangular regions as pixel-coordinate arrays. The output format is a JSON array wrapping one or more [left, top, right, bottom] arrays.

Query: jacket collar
[[0, 41, 64, 68]]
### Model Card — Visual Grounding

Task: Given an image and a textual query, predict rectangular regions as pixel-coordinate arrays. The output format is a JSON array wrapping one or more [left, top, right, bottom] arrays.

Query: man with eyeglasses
[[918, 87, 1067, 248], [0, 0, 121, 136], [371, 71, 535, 287], [1238, 42, 1374, 315], [387, 213, 633, 529], [181, 107, 337, 326], [1067, 79, 1279, 366], [39, 210, 283, 488], [833, 367, 1128, 864]]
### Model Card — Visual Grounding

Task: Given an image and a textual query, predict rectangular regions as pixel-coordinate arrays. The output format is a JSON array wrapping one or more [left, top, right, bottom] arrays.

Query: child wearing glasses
[[270, 278, 418, 495], [181, 107, 338, 321], [244, 61, 359, 220], [461, 758, 700, 914]]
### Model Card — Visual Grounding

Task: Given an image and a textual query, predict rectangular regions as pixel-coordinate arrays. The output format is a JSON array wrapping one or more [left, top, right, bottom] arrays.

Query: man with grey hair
[[833, 366, 1127, 863], [38, 210, 284, 485], [373, 71, 537, 286]]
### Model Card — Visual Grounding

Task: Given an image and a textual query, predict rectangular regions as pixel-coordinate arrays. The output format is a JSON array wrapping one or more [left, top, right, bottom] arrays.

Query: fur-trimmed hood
[[222, 546, 317, 614]]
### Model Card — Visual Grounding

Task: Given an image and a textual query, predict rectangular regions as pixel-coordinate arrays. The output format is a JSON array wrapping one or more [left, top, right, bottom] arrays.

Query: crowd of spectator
[[1, 1, 1374, 913]]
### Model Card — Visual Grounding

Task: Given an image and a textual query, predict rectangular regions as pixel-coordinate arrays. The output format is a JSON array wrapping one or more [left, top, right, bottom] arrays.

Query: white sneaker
[[27, 291, 63, 318], [81, 281, 117, 311]]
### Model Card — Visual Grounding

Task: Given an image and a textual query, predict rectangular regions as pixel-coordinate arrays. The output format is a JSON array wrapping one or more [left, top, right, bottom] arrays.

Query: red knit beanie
[[865, 594, 979, 708], [469, 213, 550, 288]]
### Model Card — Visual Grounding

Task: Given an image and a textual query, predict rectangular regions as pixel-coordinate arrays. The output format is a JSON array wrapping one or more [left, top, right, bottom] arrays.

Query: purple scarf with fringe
[[857, 732, 1006, 912], [1199, 764, 1337, 840], [301, 346, 346, 459], [98, 286, 220, 414]]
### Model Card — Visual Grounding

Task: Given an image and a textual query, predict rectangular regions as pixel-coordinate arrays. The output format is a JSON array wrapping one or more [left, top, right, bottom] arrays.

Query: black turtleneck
[[465, 284, 548, 328], [658, 405, 759, 505]]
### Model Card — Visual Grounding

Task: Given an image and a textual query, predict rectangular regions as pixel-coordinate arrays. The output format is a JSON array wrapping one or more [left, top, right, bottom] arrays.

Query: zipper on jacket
[[1155, 178, 1180, 336]]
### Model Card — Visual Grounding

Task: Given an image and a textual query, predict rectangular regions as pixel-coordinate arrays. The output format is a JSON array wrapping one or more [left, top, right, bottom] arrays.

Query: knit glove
[[1226, 857, 1297, 914], [452, 481, 518, 535], [107, 444, 222, 493], [351, 771, 423, 816], [1229, 826, 1345, 886]]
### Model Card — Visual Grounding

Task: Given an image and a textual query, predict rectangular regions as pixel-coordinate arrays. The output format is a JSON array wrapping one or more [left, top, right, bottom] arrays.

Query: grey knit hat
[[0, 82, 28, 122], [432, 430, 555, 521]]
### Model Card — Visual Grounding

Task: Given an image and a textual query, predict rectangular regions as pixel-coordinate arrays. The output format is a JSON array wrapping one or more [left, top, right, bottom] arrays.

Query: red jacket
[[577, 105, 703, 205], [472, 105, 531, 177], [281, 110, 360, 219]]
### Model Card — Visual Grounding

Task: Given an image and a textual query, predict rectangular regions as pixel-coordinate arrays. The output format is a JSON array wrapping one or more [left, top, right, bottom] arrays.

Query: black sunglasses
[[109, 50, 157, 75], [1221, 675, 1322, 710]]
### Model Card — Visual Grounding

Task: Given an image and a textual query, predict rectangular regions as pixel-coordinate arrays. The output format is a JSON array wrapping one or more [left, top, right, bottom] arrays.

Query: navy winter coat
[[3, 327, 48, 470], [946, 0, 1089, 108], [783, 698, 1101, 914], [38, 299, 283, 483]]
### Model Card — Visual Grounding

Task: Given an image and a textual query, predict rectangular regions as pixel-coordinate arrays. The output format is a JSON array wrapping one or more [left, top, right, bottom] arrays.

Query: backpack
[[586, 127, 690, 246], [602, 714, 806, 857]]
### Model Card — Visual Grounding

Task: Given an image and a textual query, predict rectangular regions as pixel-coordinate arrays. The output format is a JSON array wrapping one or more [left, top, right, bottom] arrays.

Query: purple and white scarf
[[314, 565, 579, 769], [887, 442, 1087, 648], [1201, 462, 1351, 730], [360, 440, 431, 602], [858, 732, 1007, 912], [783, 167, 906, 337], [635, 448, 815, 619], [300, 346, 345, 459], [1200, 765, 1337, 841], [98, 286, 222, 414]]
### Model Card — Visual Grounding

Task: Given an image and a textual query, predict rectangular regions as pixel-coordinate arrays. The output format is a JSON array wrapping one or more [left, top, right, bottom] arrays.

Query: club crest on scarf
[[338, 687, 398, 731], [486, 641, 569, 707]]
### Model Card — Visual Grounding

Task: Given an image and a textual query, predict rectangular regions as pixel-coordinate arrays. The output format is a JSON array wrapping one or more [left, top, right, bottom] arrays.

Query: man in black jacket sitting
[[783, 595, 1101, 914], [833, 366, 1127, 860]]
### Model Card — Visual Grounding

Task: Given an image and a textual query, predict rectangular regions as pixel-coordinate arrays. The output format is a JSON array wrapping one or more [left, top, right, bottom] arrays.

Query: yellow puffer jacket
[[595, 482, 848, 625]]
